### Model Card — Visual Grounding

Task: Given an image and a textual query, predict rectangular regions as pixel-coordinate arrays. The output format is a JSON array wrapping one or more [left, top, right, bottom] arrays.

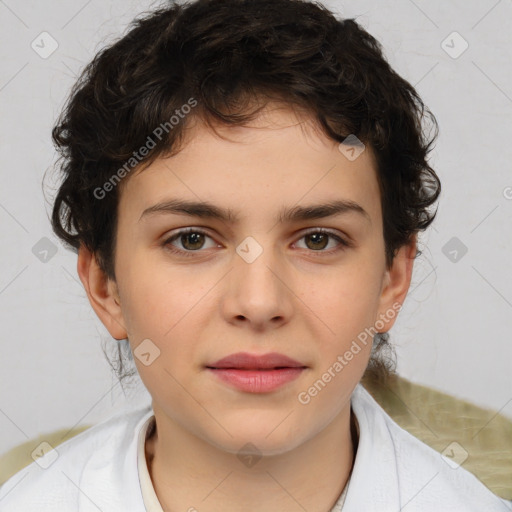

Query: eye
[[293, 228, 351, 254], [162, 228, 218, 257]]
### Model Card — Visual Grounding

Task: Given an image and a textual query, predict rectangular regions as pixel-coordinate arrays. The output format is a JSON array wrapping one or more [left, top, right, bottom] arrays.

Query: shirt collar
[[342, 383, 401, 511]]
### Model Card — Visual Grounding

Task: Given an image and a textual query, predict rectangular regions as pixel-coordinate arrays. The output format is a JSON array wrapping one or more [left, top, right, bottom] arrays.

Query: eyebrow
[[139, 198, 371, 225]]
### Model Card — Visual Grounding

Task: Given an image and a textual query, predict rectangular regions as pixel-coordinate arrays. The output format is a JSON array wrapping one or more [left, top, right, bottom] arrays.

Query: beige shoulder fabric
[[0, 426, 92, 486], [361, 373, 512, 500]]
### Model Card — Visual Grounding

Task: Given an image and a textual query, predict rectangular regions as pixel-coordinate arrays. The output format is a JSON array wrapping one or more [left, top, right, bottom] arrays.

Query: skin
[[77, 103, 416, 512]]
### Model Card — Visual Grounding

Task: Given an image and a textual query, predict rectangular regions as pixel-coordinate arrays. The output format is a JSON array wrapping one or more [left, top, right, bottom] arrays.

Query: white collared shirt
[[1, 384, 510, 511]]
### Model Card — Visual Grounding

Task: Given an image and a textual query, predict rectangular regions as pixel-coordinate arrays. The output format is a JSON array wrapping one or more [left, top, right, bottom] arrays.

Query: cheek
[[118, 268, 206, 399], [298, 272, 380, 410], [305, 262, 383, 335], [118, 261, 213, 367], [120, 252, 201, 327]]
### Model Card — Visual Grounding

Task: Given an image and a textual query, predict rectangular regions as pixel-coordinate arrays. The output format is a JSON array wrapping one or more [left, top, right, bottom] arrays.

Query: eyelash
[[162, 227, 352, 258]]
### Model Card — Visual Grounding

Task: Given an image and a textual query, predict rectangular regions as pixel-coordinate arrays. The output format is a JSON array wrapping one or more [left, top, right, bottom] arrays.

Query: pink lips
[[206, 352, 307, 393]]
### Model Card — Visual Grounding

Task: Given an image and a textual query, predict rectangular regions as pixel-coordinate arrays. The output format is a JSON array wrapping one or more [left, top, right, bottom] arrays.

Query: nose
[[221, 238, 294, 330]]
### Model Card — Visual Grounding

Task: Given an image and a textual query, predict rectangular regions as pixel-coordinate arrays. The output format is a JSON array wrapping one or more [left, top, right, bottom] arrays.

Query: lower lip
[[207, 368, 305, 393]]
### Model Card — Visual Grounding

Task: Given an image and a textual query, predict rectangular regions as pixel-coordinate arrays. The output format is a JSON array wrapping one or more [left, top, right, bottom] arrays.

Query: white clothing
[[0, 383, 510, 511]]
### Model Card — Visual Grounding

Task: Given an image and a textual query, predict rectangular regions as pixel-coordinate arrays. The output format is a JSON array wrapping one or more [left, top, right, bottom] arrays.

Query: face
[[79, 104, 415, 457]]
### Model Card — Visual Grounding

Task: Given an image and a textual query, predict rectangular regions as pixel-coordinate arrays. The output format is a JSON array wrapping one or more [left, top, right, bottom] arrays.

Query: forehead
[[118, 105, 382, 228]]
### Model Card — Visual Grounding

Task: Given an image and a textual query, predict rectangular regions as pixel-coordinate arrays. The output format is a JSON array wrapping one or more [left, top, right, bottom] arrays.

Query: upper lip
[[206, 352, 307, 370]]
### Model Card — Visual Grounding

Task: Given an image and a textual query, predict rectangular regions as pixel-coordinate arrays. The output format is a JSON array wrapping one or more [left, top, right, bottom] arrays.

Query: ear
[[77, 244, 128, 340], [375, 234, 417, 332]]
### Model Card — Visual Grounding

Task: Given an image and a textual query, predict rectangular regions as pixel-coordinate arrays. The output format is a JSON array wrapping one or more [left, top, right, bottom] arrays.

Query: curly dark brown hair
[[49, 0, 441, 388]]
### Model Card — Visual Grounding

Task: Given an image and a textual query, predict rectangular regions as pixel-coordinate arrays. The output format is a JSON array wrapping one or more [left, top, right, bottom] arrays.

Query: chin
[[203, 419, 309, 458]]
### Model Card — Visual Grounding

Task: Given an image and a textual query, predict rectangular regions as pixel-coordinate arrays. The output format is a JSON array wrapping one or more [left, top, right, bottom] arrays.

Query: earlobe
[[376, 234, 417, 332], [77, 244, 128, 340]]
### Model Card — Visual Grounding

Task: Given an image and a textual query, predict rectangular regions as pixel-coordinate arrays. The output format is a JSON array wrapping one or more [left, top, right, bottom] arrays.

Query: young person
[[1, 0, 510, 510]]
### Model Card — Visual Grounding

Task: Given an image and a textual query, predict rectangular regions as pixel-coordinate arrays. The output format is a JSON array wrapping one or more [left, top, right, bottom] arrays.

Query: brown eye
[[163, 228, 217, 256], [295, 228, 351, 254]]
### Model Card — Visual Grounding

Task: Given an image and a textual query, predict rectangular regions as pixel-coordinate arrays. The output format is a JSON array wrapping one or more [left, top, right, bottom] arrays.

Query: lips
[[206, 352, 307, 393], [206, 352, 307, 370]]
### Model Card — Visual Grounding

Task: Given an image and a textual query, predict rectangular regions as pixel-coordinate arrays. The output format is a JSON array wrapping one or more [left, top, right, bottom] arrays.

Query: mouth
[[205, 352, 308, 393]]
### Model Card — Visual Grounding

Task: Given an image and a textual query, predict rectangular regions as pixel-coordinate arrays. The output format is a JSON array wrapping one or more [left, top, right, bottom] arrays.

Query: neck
[[145, 404, 359, 512]]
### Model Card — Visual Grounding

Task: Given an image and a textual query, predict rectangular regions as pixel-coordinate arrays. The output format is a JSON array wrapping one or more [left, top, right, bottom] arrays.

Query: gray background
[[1, 0, 511, 458]]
